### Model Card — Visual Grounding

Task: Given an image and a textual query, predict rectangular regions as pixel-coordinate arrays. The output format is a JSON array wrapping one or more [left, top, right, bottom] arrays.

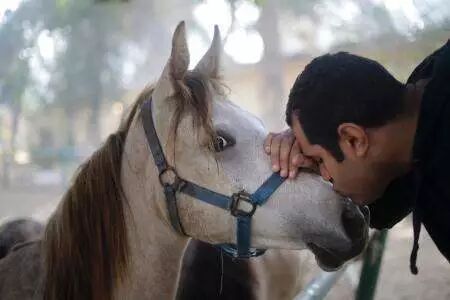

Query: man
[[265, 41, 450, 274]]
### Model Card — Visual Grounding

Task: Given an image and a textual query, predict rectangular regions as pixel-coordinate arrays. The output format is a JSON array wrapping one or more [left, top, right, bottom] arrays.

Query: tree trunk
[[88, 88, 101, 147], [1, 102, 21, 189], [257, 0, 285, 132], [1, 148, 11, 189], [66, 109, 76, 148], [87, 15, 104, 147], [10, 101, 21, 153]]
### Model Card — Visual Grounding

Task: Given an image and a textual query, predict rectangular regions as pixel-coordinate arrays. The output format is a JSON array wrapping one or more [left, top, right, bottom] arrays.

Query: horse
[[0, 224, 313, 300], [0, 219, 44, 260], [0, 221, 309, 300], [0, 22, 368, 300]]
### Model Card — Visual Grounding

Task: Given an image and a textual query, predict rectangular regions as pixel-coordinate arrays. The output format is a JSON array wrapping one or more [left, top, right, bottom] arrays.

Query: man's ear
[[337, 123, 369, 159]]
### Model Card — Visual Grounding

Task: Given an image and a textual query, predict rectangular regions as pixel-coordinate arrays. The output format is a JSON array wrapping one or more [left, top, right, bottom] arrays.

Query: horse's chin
[[308, 243, 345, 272]]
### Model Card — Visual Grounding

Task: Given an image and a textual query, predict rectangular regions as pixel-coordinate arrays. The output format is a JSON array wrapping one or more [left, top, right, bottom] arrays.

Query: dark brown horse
[[177, 240, 257, 300], [0, 219, 43, 260]]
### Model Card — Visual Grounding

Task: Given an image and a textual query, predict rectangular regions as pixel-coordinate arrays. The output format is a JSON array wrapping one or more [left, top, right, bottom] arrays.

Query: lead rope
[[409, 168, 422, 275], [219, 250, 224, 296], [410, 209, 421, 274]]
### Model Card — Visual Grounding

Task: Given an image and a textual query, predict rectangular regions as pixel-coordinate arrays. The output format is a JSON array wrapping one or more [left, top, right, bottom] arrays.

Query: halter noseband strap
[[140, 98, 286, 258]]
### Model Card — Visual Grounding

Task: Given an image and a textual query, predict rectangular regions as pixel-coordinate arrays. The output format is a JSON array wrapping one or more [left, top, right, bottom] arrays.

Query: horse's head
[[142, 22, 368, 270]]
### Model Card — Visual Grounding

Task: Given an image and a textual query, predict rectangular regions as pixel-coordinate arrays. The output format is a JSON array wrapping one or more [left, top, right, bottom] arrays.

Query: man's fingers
[[264, 133, 274, 154], [270, 135, 282, 172], [265, 129, 296, 175], [279, 135, 295, 177], [290, 143, 302, 166], [288, 143, 302, 179]]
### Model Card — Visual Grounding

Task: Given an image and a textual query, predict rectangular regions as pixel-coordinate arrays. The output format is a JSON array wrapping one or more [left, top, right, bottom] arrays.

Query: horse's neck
[[120, 205, 188, 300], [117, 120, 189, 299]]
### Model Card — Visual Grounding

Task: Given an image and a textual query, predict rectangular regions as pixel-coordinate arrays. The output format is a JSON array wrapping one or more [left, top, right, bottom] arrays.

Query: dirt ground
[[1, 187, 449, 299]]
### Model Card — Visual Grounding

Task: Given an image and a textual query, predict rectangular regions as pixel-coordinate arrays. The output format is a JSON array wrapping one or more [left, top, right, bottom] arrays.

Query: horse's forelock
[[169, 71, 223, 152]]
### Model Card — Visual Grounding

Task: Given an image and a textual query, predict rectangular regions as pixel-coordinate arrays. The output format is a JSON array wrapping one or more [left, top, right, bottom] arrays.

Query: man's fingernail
[[280, 170, 287, 177], [265, 147, 270, 153], [272, 165, 279, 172], [289, 170, 296, 178]]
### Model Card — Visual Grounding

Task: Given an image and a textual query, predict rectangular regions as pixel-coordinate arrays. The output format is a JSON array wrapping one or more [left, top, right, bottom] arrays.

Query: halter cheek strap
[[140, 98, 286, 258]]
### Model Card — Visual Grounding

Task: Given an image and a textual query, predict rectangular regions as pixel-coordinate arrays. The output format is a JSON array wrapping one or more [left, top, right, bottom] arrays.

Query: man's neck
[[392, 81, 425, 171]]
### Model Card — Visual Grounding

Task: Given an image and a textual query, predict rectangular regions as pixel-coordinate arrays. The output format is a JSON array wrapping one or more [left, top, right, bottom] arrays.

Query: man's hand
[[264, 129, 317, 179]]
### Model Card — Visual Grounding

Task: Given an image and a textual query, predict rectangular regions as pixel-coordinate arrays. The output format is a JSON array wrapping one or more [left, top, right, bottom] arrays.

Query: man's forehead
[[291, 116, 318, 156]]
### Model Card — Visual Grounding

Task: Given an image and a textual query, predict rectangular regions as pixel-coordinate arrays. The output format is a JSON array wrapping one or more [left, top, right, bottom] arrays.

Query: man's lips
[[333, 188, 350, 198], [333, 189, 367, 205]]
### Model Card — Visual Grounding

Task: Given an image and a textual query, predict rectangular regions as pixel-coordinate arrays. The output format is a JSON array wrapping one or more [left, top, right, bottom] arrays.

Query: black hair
[[286, 52, 406, 161]]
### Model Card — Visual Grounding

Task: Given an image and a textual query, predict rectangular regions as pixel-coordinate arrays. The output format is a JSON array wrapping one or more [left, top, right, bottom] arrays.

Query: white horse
[[0, 22, 368, 300]]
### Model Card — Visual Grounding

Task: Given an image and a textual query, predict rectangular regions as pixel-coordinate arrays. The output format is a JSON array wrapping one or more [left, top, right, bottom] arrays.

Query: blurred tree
[[0, 0, 447, 186], [43, 0, 125, 146], [0, 0, 129, 185], [257, 0, 285, 131], [0, 1, 39, 187]]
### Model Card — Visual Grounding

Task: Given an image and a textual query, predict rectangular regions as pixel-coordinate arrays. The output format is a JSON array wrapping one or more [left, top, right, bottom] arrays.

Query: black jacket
[[369, 40, 450, 273]]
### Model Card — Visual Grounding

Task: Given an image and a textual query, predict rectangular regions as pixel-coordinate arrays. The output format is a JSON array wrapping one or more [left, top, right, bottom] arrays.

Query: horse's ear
[[170, 21, 190, 80], [154, 21, 190, 101], [194, 25, 222, 78]]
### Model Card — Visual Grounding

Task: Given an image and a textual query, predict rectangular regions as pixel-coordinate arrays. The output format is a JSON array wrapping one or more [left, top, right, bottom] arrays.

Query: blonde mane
[[42, 71, 218, 300]]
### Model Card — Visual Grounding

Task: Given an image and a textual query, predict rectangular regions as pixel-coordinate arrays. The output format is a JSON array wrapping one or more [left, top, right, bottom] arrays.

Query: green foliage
[[0, 0, 129, 147], [0, 0, 448, 149]]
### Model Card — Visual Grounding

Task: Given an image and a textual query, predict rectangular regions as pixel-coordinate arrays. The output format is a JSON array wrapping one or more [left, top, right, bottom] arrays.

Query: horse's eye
[[213, 130, 235, 152], [214, 136, 229, 152]]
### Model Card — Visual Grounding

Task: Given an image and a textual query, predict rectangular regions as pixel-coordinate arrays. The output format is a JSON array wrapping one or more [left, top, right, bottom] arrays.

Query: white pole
[[294, 266, 347, 300]]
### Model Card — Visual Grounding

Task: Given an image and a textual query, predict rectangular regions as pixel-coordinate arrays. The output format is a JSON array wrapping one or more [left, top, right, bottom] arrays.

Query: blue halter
[[141, 98, 286, 258]]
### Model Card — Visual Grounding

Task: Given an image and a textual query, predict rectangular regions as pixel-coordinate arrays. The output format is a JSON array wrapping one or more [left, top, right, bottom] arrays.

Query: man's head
[[286, 52, 421, 205]]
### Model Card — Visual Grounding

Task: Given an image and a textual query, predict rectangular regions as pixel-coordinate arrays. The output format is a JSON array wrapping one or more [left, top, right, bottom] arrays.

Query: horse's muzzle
[[309, 205, 370, 271]]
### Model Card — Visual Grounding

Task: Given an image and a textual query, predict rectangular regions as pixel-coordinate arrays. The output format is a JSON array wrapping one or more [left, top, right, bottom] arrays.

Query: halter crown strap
[[140, 98, 286, 258], [141, 100, 186, 234]]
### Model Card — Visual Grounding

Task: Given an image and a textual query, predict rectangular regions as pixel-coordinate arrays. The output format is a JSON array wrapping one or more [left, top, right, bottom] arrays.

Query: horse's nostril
[[341, 205, 366, 241]]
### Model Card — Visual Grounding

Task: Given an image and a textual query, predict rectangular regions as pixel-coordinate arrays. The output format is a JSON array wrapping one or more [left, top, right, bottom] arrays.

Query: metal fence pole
[[295, 266, 347, 300], [355, 230, 388, 300]]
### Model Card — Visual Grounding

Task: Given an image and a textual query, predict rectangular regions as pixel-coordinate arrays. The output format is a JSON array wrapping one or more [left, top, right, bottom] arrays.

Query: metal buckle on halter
[[230, 191, 257, 217], [215, 243, 267, 259], [159, 167, 185, 191]]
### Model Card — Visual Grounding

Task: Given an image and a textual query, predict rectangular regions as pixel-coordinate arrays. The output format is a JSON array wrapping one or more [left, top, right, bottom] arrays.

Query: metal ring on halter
[[215, 244, 266, 259], [159, 167, 184, 189]]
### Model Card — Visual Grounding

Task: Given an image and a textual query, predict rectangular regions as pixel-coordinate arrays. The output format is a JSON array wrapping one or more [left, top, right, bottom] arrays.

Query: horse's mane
[[42, 87, 147, 300], [42, 71, 219, 300]]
